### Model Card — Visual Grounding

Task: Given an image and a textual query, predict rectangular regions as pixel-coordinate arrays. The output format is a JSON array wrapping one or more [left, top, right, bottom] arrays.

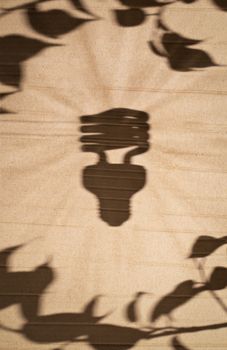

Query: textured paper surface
[[0, 0, 227, 349]]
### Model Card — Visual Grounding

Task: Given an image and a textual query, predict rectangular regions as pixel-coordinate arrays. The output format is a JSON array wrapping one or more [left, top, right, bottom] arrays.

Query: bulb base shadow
[[83, 162, 146, 226]]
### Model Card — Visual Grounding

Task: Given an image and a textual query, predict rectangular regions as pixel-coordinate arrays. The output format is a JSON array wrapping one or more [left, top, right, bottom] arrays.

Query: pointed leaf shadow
[[125, 293, 141, 322], [171, 336, 192, 350], [27, 4, 94, 38], [127, 304, 137, 323], [163, 33, 218, 71], [119, 0, 169, 7], [151, 280, 205, 322], [0, 244, 54, 320], [180, 0, 198, 3], [0, 35, 60, 88], [0, 92, 16, 114], [126, 300, 138, 323], [0, 244, 23, 269], [69, 0, 95, 16], [208, 266, 227, 291], [0, 108, 11, 114], [12, 296, 112, 345], [212, 0, 227, 11], [188, 235, 227, 259], [0, 321, 151, 349], [125, 292, 147, 323], [150, 20, 219, 71], [113, 8, 146, 27]]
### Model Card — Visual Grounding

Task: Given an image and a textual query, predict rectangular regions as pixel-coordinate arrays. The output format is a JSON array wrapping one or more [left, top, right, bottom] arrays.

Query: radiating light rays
[[149, 164, 227, 271], [76, 24, 113, 110], [109, 26, 151, 106], [146, 170, 188, 260]]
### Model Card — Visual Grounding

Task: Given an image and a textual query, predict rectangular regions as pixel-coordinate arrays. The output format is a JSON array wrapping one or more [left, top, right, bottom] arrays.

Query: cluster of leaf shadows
[[149, 17, 219, 72], [0, 242, 153, 350], [124, 233, 227, 349], [0, 235, 227, 350], [80, 108, 150, 226], [0, 0, 226, 113], [0, 0, 98, 113], [114, 0, 226, 27], [113, 0, 225, 72]]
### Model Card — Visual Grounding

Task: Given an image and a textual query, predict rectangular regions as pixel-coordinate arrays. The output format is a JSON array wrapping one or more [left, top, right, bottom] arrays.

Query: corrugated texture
[[0, 0, 227, 349]]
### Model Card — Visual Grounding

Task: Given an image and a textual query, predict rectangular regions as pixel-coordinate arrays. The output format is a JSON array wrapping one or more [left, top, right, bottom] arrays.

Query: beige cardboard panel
[[1, 0, 227, 349]]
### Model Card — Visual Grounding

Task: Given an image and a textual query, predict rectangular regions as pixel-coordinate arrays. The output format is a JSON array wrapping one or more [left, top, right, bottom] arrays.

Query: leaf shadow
[[0, 35, 60, 89], [149, 18, 220, 71], [26, 4, 95, 38], [188, 235, 227, 259]]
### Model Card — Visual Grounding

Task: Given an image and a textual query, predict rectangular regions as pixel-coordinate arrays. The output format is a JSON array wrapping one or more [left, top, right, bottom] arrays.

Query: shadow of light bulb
[[80, 108, 150, 226]]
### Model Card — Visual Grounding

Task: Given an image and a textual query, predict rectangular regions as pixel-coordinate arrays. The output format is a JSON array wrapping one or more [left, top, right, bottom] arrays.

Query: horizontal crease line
[[0, 264, 218, 270], [134, 228, 227, 234], [0, 120, 81, 124], [94, 262, 227, 269], [93, 196, 130, 201], [0, 133, 79, 137], [167, 122, 227, 127], [165, 6, 227, 11], [148, 294, 213, 297], [99, 208, 129, 212], [83, 168, 144, 174], [0, 74, 20, 76], [3, 167, 144, 175], [106, 87, 227, 96], [0, 197, 225, 205], [0, 63, 26, 66], [156, 129, 227, 135], [82, 117, 149, 121], [81, 137, 149, 143], [189, 251, 226, 254], [82, 113, 148, 118], [82, 185, 137, 191], [23, 322, 123, 326], [81, 139, 149, 144], [156, 150, 227, 157], [72, 344, 227, 347], [161, 213, 227, 218], [0, 120, 149, 127], [0, 222, 226, 235], [0, 120, 150, 128], [164, 39, 223, 42], [1, 163, 226, 174], [91, 167, 227, 174], [82, 142, 148, 146], [0, 203, 66, 209], [81, 122, 149, 127], [0, 266, 52, 270], [2, 122, 226, 129], [23, 323, 101, 326], [153, 167, 227, 174], [1, 129, 226, 136], [0, 221, 81, 228], [83, 174, 144, 180], [1, 119, 227, 127], [86, 262, 227, 272], [3, 7, 92, 12], [0, 293, 53, 296], [15, 84, 227, 95], [0, 53, 47, 56], [3, 5, 227, 11]]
